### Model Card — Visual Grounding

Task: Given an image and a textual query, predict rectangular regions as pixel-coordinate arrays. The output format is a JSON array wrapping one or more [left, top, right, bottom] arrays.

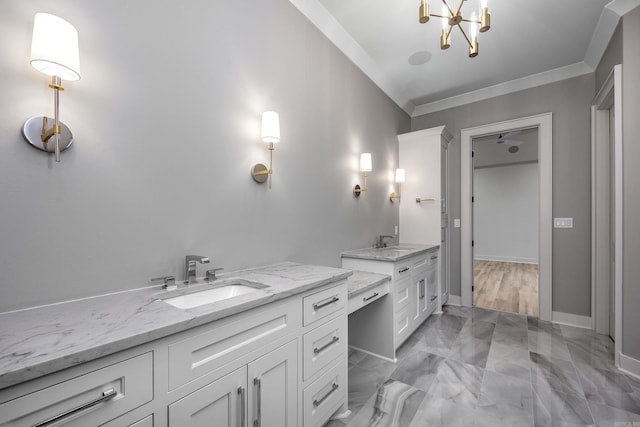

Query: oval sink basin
[[163, 284, 263, 309], [382, 246, 415, 252]]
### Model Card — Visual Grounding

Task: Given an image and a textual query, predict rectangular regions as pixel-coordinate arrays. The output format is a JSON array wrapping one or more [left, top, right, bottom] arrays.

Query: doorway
[[592, 64, 622, 362], [461, 113, 553, 322], [472, 128, 539, 317]]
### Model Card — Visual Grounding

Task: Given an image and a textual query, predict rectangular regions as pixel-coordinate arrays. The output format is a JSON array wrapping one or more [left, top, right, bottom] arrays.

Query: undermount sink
[[382, 246, 415, 252], [162, 281, 267, 309]]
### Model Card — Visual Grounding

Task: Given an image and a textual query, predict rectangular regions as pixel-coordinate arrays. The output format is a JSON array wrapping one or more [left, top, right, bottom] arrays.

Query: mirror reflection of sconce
[[22, 13, 81, 163], [354, 153, 372, 197], [251, 111, 280, 183], [389, 168, 405, 202]]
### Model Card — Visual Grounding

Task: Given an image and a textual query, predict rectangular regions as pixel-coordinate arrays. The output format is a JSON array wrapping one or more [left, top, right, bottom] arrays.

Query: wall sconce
[[22, 13, 81, 162], [251, 111, 280, 183], [353, 153, 372, 197], [390, 168, 405, 202]]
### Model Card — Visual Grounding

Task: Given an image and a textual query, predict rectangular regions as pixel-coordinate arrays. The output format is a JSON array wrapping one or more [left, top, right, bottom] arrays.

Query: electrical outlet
[[394, 225, 398, 235], [454, 219, 461, 228], [554, 218, 574, 228]]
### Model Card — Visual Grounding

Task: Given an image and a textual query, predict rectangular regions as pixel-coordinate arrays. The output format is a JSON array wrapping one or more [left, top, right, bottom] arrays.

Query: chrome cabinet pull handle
[[363, 292, 379, 302], [34, 388, 117, 427], [430, 295, 438, 302], [238, 387, 245, 427], [314, 336, 339, 354], [253, 378, 261, 427], [419, 279, 425, 299], [313, 296, 339, 311], [313, 383, 339, 408], [399, 267, 410, 273], [431, 255, 438, 260]]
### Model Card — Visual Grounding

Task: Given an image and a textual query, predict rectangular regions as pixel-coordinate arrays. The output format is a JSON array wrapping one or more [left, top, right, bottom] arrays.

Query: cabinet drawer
[[0, 352, 153, 426], [411, 254, 429, 274], [394, 278, 411, 312], [129, 415, 153, 427], [393, 260, 412, 281], [303, 315, 346, 381], [303, 283, 347, 327], [168, 298, 299, 390], [347, 280, 390, 314], [427, 250, 439, 265], [303, 360, 346, 427]]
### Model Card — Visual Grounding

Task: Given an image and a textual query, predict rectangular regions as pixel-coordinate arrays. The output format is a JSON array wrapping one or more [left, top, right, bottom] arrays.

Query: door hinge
[[472, 151, 475, 158], [472, 196, 474, 203], [472, 240, 474, 247], [472, 285, 475, 292]]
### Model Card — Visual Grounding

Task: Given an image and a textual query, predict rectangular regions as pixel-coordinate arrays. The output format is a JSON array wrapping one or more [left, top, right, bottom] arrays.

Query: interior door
[[609, 106, 616, 341]]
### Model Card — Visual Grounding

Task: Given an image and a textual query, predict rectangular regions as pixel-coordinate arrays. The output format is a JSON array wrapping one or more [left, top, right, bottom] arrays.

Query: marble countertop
[[0, 262, 351, 390], [341, 243, 440, 262], [346, 271, 391, 298]]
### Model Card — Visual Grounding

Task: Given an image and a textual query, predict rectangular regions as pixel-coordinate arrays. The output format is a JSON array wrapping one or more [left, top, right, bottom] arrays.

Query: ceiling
[[473, 128, 538, 168], [289, 0, 635, 116]]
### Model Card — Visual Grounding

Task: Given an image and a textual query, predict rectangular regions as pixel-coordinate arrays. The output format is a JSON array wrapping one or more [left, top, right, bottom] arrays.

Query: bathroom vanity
[[342, 244, 440, 360], [0, 263, 350, 427]]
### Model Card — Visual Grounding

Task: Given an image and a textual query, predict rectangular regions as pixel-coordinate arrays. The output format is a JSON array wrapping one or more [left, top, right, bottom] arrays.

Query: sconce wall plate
[[251, 163, 269, 183], [354, 184, 363, 197], [22, 116, 73, 153]]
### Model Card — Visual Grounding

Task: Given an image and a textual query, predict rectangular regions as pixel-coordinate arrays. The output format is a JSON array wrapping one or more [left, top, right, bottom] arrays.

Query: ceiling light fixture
[[419, 0, 490, 57]]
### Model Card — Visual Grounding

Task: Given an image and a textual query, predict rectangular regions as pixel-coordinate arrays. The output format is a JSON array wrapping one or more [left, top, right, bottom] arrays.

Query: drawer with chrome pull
[[347, 280, 390, 314], [0, 352, 153, 426], [393, 260, 412, 280], [303, 359, 346, 427], [302, 283, 347, 327], [303, 315, 347, 381]]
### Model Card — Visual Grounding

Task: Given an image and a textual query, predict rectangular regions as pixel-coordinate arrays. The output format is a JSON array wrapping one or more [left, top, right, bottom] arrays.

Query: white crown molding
[[412, 62, 593, 117], [288, 0, 416, 115]]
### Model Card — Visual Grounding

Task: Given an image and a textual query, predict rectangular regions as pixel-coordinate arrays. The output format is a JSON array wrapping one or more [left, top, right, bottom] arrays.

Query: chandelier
[[419, 0, 491, 57]]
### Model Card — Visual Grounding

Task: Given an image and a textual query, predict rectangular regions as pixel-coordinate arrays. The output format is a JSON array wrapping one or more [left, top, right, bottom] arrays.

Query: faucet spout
[[376, 235, 394, 248], [185, 255, 210, 283]]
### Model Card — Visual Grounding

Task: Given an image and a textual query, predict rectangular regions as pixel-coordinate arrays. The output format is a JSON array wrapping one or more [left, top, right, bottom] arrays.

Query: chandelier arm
[[440, 0, 455, 17], [461, 18, 481, 24], [453, 0, 465, 16], [456, 23, 473, 49], [430, 13, 448, 18]]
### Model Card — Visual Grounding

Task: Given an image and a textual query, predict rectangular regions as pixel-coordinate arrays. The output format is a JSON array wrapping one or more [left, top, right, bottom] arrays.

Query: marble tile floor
[[325, 305, 640, 427]]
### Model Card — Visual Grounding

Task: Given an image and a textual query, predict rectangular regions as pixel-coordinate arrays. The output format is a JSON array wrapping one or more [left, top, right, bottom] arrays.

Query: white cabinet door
[[168, 367, 246, 427], [248, 340, 297, 427]]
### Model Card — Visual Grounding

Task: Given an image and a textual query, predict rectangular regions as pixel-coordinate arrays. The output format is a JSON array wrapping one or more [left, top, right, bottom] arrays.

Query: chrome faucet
[[185, 255, 210, 284], [376, 235, 394, 248]]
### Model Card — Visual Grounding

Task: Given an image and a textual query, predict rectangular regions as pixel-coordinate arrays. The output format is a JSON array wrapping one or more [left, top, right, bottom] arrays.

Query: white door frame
[[461, 113, 553, 321], [591, 64, 622, 362]]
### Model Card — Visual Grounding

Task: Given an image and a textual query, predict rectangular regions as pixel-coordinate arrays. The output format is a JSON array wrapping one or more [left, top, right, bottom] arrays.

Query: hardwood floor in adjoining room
[[474, 259, 538, 317]]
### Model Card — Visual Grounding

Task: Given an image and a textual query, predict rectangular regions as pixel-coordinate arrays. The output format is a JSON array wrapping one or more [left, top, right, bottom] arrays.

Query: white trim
[[620, 354, 640, 380], [287, 0, 414, 115], [446, 295, 461, 306], [461, 113, 553, 321], [591, 65, 623, 361], [552, 311, 593, 329], [412, 63, 592, 117], [474, 256, 538, 264], [347, 345, 397, 364]]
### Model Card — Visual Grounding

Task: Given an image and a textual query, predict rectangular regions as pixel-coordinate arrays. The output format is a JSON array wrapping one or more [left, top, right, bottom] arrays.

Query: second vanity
[[0, 263, 350, 427], [342, 244, 440, 361]]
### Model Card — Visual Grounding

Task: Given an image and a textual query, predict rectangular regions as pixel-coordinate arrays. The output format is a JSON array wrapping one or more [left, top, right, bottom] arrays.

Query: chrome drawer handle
[[313, 296, 339, 311], [253, 378, 261, 427], [363, 292, 379, 302], [398, 267, 410, 273], [314, 336, 339, 354], [431, 255, 438, 260], [238, 387, 245, 427], [419, 279, 425, 299], [34, 388, 117, 427], [313, 383, 339, 408], [430, 295, 438, 302]]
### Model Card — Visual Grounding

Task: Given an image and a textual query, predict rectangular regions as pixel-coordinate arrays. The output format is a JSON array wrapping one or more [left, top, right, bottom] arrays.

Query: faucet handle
[[206, 268, 224, 281], [151, 275, 177, 290]]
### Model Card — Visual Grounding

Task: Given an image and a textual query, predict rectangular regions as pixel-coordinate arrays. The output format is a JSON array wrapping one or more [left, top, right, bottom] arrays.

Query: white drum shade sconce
[[390, 168, 405, 202], [353, 153, 372, 197], [251, 111, 280, 184], [22, 13, 81, 162]]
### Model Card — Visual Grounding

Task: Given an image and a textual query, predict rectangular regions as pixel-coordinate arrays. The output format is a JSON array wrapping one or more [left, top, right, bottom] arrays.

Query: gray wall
[[595, 21, 622, 90], [621, 6, 640, 361], [412, 74, 594, 317], [0, 0, 409, 312], [474, 163, 539, 264]]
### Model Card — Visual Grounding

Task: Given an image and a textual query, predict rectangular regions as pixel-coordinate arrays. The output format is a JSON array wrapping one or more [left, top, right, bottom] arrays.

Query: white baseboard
[[474, 256, 538, 264], [552, 311, 593, 329], [446, 295, 461, 306], [348, 345, 397, 364], [620, 353, 640, 380]]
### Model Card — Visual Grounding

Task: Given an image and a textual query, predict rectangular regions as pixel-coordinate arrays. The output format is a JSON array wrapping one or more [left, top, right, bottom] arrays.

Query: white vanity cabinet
[[342, 249, 439, 351], [168, 339, 297, 427], [0, 352, 153, 427]]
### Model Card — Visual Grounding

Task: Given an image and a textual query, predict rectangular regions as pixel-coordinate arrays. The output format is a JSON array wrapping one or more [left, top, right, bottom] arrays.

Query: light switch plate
[[554, 218, 574, 228], [454, 219, 461, 228], [394, 225, 398, 235]]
